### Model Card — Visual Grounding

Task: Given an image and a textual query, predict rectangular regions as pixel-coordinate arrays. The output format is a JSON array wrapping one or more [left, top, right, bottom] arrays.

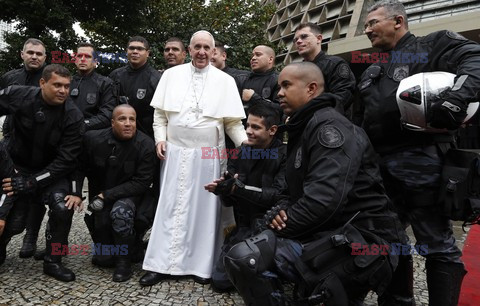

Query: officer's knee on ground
[[224, 230, 277, 279], [110, 199, 135, 237], [49, 192, 74, 222]]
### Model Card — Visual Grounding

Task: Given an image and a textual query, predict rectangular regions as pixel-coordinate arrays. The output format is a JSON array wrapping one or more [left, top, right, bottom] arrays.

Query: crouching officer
[[0, 64, 84, 282], [72, 104, 155, 282], [203, 103, 287, 292], [224, 62, 406, 305]]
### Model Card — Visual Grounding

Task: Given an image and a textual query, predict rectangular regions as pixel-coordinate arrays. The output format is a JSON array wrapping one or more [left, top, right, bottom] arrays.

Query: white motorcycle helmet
[[396, 72, 479, 133]]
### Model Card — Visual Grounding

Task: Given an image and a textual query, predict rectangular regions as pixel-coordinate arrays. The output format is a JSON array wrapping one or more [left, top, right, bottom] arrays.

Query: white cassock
[[143, 62, 247, 278]]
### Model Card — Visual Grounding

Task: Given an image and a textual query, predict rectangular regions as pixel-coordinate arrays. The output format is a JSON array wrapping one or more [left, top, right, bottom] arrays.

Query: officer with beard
[[70, 42, 116, 131], [0, 64, 84, 282], [71, 104, 155, 282]]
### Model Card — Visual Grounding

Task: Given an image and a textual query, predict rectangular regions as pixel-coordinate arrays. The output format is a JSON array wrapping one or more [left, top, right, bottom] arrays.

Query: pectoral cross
[[192, 105, 203, 119]]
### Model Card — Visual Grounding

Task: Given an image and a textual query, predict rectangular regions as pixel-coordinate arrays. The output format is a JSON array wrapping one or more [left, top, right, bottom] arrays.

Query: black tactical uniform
[[222, 65, 248, 94], [109, 63, 161, 138], [0, 85, 84, 281], [225, 93, 404, 305], [70, 71, 116, 131], [0, 64, 47, 258], [74, 127, 155, 281], [358, 30, 480, 305], [240, 68, 280, 113], [211, 138, 287, 291], [0, 65, 45, 89], [310, 51, 356, 115]]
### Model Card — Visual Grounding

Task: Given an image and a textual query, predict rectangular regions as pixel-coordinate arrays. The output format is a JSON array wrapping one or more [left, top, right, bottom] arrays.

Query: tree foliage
[[0, 0, 276, 76]]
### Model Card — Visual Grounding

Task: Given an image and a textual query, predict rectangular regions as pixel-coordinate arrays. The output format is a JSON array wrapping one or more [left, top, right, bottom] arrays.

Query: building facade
[[265, 0, 480, 66], [0, 21, 13, 50]]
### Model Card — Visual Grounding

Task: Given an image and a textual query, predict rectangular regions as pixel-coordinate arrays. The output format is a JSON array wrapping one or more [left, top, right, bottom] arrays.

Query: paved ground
[[0, 205, 469, 305]]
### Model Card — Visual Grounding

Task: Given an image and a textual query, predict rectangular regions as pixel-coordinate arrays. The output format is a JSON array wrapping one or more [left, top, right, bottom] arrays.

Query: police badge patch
[[318, 125, 344, 148], [336, 63, 351, 79], [393, 65, 409, 82], [136, 89, 146, 99], [294, 148, 302, 169], [262, 87, 271, 99], [86, 93, 96, 104]]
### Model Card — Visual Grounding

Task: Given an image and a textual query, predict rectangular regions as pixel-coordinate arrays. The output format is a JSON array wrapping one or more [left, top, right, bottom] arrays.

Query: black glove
[[10, 174, 37, 195], [262, 199, 290, 228], [89, 195, 104, 211], [428, 91, 467, 130], [213, 178, 238, 196]]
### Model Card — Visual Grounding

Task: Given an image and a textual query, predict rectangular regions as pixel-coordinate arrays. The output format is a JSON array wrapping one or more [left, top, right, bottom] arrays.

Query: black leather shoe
[[43, 262, 75, 282], [139, 271, 167, 286], [19, 241, 36, 258], [193, 276, 211, 285], [33, 249, 46, 261], [112, 262, 132, 282]]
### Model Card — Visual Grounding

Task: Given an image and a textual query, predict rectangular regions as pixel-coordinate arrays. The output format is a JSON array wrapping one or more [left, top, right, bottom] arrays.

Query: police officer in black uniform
[[0, 38, 48, 259], [109, 36, 161, 139], [72, 104, 155, 282], [0, 38, 47, 89], [357, 1, 480, 305], [109, 36, 161, 257], [71, 42, 116, 131], [294, 22, 356, 116], [204, 104, 287, 292], [240, 45, 280, 115], [0, 64, 84, 282], [225, 62, 405, 305]]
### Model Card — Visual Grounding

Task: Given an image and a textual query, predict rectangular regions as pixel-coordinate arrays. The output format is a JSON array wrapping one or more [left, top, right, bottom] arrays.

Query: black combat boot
[[19, 204, 46, 258], [426, 260, 467, 306], [112, 234, 134, 282], [378, 254, 416, 305]]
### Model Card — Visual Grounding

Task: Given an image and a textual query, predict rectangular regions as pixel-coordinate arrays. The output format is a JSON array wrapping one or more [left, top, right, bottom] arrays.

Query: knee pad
[[49, 192, 73, 221], [225, 230, 285, 305], [224, 229, 277, 279], [110, 199, 135, 237]]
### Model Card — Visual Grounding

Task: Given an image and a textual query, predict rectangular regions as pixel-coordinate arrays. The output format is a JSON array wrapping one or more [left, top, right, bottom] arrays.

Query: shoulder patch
[[393, 65, 409, 82], [318, 125, 345, 148], [336, 63, 351, 79], [446, 31, 467, 41]]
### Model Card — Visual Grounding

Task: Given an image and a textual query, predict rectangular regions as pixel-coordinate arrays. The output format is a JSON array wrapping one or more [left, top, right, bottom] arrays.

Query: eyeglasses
[[364, 16, 396, 31], [127, 46, 147, 51], [293, 33, 311, 43]]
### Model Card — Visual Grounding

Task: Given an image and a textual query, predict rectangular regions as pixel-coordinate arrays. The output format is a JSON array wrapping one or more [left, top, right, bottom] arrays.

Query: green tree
[[0, 0, 275, 76]]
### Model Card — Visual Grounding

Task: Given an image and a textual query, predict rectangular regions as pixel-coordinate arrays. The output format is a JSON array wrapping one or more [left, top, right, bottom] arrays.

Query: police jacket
[[358, 31, 480, 155], [241, 68, 280, 110], [223, 65, 249, 94], [0, 64, 45, 89], [223, 138, 287, 227], [109, 63, 161, 138], [73, 128, 155, 203], [276, 93, 401, 243], [70, 71, 116, 131], [0, 86, 84, 187], [311, 51, 356, 114]]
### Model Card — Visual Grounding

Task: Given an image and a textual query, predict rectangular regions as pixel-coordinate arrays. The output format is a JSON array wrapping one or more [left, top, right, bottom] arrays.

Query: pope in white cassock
[[140, 31, 247, 286]]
